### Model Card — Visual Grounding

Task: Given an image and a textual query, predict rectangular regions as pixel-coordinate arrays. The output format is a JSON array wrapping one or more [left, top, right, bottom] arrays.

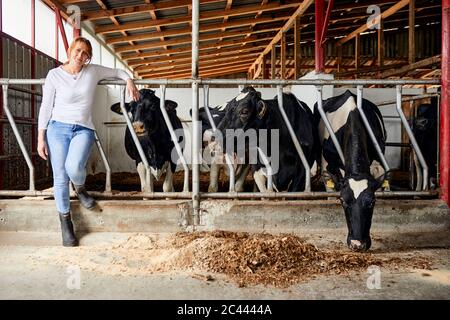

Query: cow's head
[[110, 89, 178, 137], [227, 90, 266, 131], [329, 172, 386, 251]]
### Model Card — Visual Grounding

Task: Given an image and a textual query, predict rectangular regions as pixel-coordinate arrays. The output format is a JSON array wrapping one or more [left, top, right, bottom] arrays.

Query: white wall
[[87, 85, 428, 174]]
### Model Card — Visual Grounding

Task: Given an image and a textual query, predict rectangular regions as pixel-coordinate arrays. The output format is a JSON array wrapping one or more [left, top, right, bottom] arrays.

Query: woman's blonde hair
[[65, 37, 93, 65]]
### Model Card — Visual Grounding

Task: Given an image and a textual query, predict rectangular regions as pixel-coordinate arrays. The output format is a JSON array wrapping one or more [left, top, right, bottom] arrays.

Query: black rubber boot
[[59, 212, 78, 247], [73, 184, 96, 209]]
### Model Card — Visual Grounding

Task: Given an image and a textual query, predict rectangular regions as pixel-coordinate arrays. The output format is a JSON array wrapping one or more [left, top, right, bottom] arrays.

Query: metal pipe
[[356, 85, 390, 173], [192, 81, 200, 224], [160, 85, 189, 192], [204, 191, 438, 199], [277, 85, 311, 191], [201, 84, 235, 192], [396, 85, 429, 190], [257, 147, 273, 191], [93, 131, 112, 193], [0, 190, 437, 199], [2, 85, 35, 191], [0, 190, 193, 199], [192, 0, 199, 79], [0, 79, 440, 86], [378, 93, 440, 107], [316, 85, 345, 165], [119, 87, 152, 192]]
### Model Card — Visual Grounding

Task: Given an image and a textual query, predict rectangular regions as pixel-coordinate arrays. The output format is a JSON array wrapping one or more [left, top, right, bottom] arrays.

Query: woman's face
[[69, 42, 90, 67]]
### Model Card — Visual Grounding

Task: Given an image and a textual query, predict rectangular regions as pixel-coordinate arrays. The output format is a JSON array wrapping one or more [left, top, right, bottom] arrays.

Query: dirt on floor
[[27, 230, 435, 288]]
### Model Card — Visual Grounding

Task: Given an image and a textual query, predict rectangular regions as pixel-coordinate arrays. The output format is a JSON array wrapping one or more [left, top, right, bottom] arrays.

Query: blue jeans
[[46, 120, 95, 214]]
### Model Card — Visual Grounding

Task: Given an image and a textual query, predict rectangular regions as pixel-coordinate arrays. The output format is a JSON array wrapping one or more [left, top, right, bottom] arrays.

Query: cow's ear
[[165, 100, 178, 111], [372, 170, 390, 191], [110, 102, 130, 115], [256, 91, 262, 99], [257, 100, 267, 119]]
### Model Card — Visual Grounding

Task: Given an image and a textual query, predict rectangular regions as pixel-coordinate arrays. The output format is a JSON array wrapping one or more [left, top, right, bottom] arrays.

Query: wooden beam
[[262, 53, 269, 79], [294, 16, 301, 79], [381, 55, 441, 78], [106, 15, 287, 45], [271, 44, 276, 79], [83, 0, 221, 20], [121, 37, 272, 61], [249, 0, 314, 78], [336, 63, 406, 77], [139, 60, 254, 78], [129, 45, 264, 68], [355, 34, 361, 73], [114, 28, 277, 53], [95, 1, 299, 34], [143, 66, 250, 80], [378, 20, 385, 67], [337, 0, 410, 45], [409, 0, 415, 64], [136, 53, 260, 73], [281, 32, 286, 79]]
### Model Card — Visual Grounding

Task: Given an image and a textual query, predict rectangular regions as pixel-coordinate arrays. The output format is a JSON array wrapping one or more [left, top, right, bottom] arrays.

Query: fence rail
[[0, 78, 441, 205]]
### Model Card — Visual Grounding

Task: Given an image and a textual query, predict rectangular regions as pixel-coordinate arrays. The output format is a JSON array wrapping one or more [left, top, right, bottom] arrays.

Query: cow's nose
[[132, 122, 146, 135], [349, 240, 367, 251]]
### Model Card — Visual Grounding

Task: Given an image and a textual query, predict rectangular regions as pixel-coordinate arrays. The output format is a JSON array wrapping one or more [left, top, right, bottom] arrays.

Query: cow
[[194, 87, 257, 192], [314, 90, 387, 251], [215, 88, 318, 192], [110, 89, 184, 192], [413, 96, 438, 190]]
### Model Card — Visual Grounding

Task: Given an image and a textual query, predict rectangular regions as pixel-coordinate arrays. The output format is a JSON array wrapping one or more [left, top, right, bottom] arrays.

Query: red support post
[[440, 0, 450, 206], [315, 0, 325, 73], [55, 9, 69, 53]]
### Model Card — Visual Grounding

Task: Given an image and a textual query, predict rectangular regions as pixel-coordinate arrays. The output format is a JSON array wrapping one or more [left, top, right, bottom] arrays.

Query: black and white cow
[[413, 96, 438, 190], [111, 89, 183, 192], [216, 89, 318, 192], [195, 87, 257, 192], [314, 90, 387, 251]]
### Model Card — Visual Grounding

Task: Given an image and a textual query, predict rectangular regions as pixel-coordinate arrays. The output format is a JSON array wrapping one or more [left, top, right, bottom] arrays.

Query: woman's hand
[[37, 129, 48, 160], [126, 79, 140, 102], [37, 138, 48, 160]]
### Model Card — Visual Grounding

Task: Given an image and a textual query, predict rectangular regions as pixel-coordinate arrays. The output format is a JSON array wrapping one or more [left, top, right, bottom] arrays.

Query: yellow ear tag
[[326, 180, 335, 189], [382, 180, 390, 189]]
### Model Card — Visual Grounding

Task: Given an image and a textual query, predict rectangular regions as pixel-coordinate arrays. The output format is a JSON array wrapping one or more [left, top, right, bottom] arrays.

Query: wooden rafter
[[249, 0, 314, 79], [114, 27, 278, 53], [127, 44, 267, 67], [337, 0, 410, 45], [95, 1, 300, 34], [121, 36, 273, 61], [106, 14, 288, 45]]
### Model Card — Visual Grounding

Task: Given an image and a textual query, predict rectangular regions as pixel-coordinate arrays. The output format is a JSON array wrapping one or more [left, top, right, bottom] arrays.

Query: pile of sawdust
[[31, 231, 433, 288]]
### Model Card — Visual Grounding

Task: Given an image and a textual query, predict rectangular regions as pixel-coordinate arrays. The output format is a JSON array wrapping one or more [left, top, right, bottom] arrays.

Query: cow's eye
[[339, 197, 348, 208]]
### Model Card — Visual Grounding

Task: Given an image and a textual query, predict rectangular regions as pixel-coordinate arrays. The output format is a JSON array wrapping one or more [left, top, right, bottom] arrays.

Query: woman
[[37, 37, 140, 247]]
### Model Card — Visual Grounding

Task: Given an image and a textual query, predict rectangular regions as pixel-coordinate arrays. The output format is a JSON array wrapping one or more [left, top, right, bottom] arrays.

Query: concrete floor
[[1, 230, 449, 300]]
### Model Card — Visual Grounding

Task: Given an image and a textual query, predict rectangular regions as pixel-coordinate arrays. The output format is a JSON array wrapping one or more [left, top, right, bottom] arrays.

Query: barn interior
[[0, 0, 449, 300]]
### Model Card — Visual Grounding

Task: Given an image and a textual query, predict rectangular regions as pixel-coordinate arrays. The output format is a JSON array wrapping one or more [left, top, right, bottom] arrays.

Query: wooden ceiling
[[42, 0, 442, 80]]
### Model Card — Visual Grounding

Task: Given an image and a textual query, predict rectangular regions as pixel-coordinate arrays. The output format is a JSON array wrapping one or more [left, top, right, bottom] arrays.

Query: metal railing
[[0, 78, 441, 208]]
